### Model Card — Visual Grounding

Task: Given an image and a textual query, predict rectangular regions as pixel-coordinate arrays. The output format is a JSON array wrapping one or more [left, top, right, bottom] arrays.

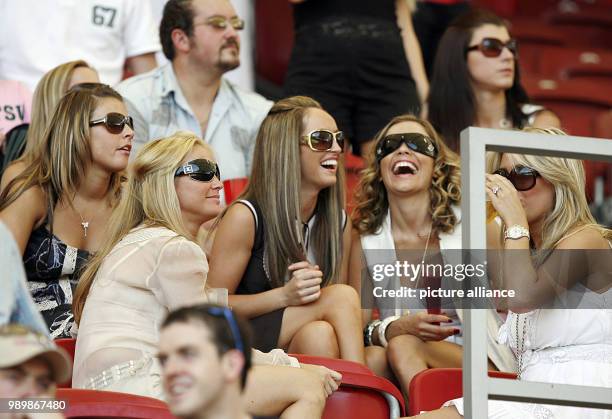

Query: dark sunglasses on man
[[494, 166, 540, 191], [466, 37, 518, 58], [376, 133, 438, 161], [89, 112, 134, 134], [175, 159, 221, 182], [300, 129, 345, 152]]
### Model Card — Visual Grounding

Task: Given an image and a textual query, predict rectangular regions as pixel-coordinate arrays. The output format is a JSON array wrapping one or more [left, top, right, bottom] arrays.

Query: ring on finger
[[492, 185, 501, 196]]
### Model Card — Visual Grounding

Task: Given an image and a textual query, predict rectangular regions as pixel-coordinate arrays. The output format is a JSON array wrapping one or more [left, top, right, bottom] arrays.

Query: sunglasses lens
[[336, 131, 345, 150], [105, 113, 127, 134], [511, 167, 537, 191], [481, 38, 503, 57], [188, 159, 220, 182], [310, 130, 334, 151], [190, 172, 215, 182]]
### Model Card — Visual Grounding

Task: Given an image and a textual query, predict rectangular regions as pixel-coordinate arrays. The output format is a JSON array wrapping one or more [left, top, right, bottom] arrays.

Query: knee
[[387, 334, 424, 365], [321, 284, 360, 308]]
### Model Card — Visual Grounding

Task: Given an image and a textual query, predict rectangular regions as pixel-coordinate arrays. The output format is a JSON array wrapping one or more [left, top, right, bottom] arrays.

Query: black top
[[293, 0, 397, 29], [23, 222, 90, 338]]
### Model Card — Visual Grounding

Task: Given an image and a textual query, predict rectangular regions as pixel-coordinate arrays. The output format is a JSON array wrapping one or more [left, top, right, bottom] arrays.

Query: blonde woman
[[208, 96, 365, 364], [72, 133, 341, 418], [349, 114, 514, 398], [1, 60, 99, 176], [407, 128, 612, 418], [0, 85, 132, 338]]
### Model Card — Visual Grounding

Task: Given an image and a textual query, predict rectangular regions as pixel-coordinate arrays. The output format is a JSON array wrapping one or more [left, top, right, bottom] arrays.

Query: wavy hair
[[428, 9, 530, 151], [73, 132, 212, 323], [23, 60, 98, 164], [224, 96, 345, 288], [487, 127, 612, 257], [353, 114, 461, 236], [0, 85, 123, 217]]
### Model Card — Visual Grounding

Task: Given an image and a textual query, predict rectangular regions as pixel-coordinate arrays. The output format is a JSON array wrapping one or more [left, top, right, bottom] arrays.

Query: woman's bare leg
[[287, 321, 340, 359], [279, 284, 366, 364], [244, 365, 326, 419], [387, 335, 463, 396], [365, 346, 396, 382]]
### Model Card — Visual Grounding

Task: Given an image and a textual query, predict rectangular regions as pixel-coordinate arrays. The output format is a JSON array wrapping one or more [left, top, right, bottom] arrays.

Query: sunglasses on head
[[175, 159, 221, 182], [376, 133, 437, 161], [466, 37, 518, 58], [89, 112, 134, 134], [204, 306, 244, 353], [494, 166, 540, 191], [300, 129, 345, 152]]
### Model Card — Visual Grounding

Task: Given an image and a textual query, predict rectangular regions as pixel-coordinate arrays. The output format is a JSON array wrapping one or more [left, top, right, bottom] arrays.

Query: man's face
[[159, 322, 227, 418], [188, 0, 241, 73], [0, 358, 54, 398]]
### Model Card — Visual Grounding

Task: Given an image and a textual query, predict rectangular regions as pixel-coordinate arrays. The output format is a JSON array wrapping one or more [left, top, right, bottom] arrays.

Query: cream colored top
[[73, 226, 297, 389]]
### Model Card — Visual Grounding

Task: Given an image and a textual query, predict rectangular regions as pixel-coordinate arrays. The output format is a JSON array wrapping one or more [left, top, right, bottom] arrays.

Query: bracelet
[[378, 315, 400, 348], [364, 320, 381, 347]]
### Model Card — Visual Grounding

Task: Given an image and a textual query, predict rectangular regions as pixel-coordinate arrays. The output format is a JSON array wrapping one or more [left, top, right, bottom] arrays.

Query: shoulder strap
[[237, 199, 258, 229], [236, 199, 264, 249]]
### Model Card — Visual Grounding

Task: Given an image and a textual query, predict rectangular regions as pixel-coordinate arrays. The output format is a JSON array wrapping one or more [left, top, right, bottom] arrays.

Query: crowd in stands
[[1, 0, 610, 418]]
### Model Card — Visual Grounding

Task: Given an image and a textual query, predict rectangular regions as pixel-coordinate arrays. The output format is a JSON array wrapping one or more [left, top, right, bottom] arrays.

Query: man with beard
[[117, 0, 272, 181]]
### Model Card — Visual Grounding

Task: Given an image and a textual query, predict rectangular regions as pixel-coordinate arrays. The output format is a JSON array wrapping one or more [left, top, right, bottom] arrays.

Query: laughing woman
[[0, 84, 132, 338], [208, 96, 365, 364]]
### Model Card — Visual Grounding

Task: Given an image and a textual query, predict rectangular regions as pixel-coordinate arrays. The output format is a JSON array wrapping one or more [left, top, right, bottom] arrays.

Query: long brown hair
[[0, 85, 123, 217], [353, 114, 461, 236], [225, 96, 346, 288]]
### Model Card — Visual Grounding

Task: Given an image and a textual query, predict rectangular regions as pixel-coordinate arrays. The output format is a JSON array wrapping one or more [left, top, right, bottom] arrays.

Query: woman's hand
[[300, 364, 342, 396], [394, 312, 460, 341], [485, 174, 528, 228], [282, 261, 323, 306]]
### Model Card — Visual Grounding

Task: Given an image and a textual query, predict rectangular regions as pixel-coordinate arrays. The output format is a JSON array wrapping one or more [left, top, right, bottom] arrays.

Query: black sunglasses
[[175, 159, 221, 182], [376, 133, 438, 161], [89, 112, 134, 134], [494, 166, 540, 191], [205, 306, 244, 353], [300, 129, 345, 152], [466, 37, 518, 58]]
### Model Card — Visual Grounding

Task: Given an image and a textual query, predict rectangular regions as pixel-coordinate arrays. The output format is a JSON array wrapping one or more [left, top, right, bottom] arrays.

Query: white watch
[[504, 225, 530, 241]]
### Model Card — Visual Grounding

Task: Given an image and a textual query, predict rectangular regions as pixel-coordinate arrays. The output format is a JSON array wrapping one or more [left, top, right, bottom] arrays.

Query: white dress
[[447, 287, 612, 418]]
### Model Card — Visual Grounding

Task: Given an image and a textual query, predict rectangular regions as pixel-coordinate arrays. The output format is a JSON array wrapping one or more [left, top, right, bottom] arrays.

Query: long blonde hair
[[0, 85, 123, 217], [24, 60, 97, 164], [73, 132, 211, 324], [487, 127, 612, 254], [227, 96, 345, 288], [353, 114, 461, 236]]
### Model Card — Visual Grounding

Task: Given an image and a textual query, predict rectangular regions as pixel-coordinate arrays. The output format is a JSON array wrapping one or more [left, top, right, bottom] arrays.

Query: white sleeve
[[122, 0, 161, 57]]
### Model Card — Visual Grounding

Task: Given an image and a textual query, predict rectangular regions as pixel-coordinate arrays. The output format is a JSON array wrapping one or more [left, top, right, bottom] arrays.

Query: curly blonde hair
[[353, 114, 461, 236]]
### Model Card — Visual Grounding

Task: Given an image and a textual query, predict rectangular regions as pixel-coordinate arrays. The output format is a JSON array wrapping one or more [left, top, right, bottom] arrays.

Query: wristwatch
[[504, 225, 530, 241]]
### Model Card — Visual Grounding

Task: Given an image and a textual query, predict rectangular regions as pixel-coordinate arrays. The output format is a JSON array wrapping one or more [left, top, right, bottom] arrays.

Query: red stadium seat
[[408, 368, 517, 416], [57, 388, 173, 419], [291, 355, 405, 418], [536, 46, 612, 83], [545, 8, 612, 49], [521, 76, 612, 137], [223, 178, 249, 204], [55, 338, 76, 388]]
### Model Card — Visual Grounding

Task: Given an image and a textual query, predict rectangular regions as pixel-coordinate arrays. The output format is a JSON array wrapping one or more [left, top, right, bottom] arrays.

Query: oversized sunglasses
[[204, 306, 244, 353], [199, 15, 245, 30], [175, 159, 221, 182], [493, 166, 540, 191], [376, 133, 437, 161], [466, 37, 518, 58], [300, 129, 345, 152], [89, 112, 134, 134]]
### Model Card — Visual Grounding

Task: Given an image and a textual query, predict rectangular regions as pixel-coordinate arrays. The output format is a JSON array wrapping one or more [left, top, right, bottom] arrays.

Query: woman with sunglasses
[[427, 9, 560, 151], [349, 114, 515, 399], [208, 96, 366, 364], [72, 133, 341, 418], [404, 128, 612, 418], [0, 84, 132, 338]]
